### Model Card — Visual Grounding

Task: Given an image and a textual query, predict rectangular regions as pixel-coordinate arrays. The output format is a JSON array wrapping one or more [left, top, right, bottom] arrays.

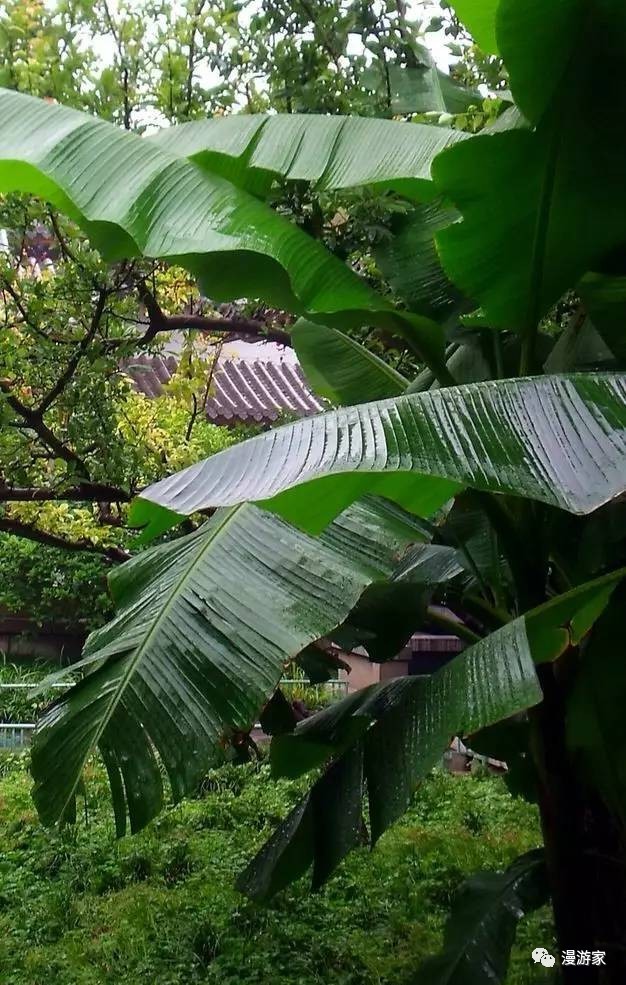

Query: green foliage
[[0, 537, 112, 631], [0, 662, 60, 724], [31, 497, 429, 832], [292, 318, 408, 405], [0, 758, 551, 985], [132, 374, 626, 535], [416, 849, 548, 984]]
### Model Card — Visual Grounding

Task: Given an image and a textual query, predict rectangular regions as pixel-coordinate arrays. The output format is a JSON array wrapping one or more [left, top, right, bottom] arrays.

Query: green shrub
[[0, 534, 114, 632], [0, 662, 65, 724], [0, 758, 551, 985]]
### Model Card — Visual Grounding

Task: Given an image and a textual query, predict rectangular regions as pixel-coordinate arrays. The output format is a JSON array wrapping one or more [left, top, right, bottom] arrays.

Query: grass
[[0, 661, 69, 724], [0, 752, 555, 985]]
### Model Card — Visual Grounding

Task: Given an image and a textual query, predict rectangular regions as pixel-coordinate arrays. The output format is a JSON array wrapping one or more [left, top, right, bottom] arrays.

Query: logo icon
[[532, 947, 556, 967]]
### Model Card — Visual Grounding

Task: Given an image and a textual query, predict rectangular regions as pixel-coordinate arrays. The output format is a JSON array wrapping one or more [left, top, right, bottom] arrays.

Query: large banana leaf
[[238, 571, 622, 899], [146, 112, 468, 201], [0, 88, 464, 368], [291, 319, 408, 405], [130, 374, 626, 538], [31, 499, 426, 833], [434, 0, 626, 333]]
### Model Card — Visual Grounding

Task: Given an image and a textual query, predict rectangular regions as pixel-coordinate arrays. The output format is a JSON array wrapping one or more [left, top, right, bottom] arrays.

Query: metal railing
[[0, 678, 348, 750], [0, 682, 69, 750]]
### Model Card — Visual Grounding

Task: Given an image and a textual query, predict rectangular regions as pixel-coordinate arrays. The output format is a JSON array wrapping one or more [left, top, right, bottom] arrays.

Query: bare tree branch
[[36, 287, 109, 415], [0, 483, 130, 503], [128, 280, 293, 348], [0, 516, 129, 562]]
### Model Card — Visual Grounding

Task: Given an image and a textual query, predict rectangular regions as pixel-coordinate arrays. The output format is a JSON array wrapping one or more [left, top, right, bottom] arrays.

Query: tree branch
[[0, 483, 130, 503], [0, 516, 129, 562], [127, 280, 293, 348], [1, 380, 89, 475], [37, 287, 108, 415]]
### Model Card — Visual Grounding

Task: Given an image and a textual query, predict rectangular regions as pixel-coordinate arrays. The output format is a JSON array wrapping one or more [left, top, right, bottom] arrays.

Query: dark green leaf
[[435, 5, 626, 333], [567, 586, 626, 825], [240, 572, 625, 899], [336, 544, 463, 662], [415, 849, 549, 984], [375, 200, 461, 321], [240, 616, 542, 899], [497, 0, 581, 124], [32, 499, 423, 832], [260, 690, 298, 736], [295, 645, 351, 685], [579, 272, 626, 362], [237, 745, 364, 898], [291, 319, 408, 405]]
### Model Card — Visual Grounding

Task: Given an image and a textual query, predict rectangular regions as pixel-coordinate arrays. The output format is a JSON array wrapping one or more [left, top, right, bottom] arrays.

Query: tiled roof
[[122, 352, 325, 425]]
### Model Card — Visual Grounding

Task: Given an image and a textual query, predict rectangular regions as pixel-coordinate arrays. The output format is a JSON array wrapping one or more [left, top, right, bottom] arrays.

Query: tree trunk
[[531, 661, 626, 983]]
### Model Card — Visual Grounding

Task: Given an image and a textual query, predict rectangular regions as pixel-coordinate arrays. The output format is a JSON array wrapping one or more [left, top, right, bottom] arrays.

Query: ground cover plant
[[0, 755, 551, 985]]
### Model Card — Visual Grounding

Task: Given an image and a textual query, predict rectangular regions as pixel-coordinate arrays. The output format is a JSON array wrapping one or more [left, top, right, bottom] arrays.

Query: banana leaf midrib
[[56, 505, 242, 819]]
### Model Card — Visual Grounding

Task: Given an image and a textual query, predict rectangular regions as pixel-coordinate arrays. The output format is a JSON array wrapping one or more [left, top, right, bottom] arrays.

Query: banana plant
[[3, 0, 626, 979]]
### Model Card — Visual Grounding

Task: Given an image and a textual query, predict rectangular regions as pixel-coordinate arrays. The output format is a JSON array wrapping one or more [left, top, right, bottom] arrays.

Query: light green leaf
[[31, 499, 424, 833], [131, 374, 626, 537], [525, 569, 626, 665], [291, 319, 408, 405], [146, 112, 469, 201], [361, 56, 481, 116], [452, 0, 500, 54]]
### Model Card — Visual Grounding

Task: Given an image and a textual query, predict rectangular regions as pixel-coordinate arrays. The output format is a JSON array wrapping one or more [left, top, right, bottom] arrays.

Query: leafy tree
[[0, 3, 500, 645], [0, 0, 485, 564], [6, 0, 626, 981], [0, 536, 113, 632]]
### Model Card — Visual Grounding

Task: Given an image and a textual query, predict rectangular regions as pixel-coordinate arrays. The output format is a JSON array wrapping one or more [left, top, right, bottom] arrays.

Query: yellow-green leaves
[[451, 0, 500, 54]]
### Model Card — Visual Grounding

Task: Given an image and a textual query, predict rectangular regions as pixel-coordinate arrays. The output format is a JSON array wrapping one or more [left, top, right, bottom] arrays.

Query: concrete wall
[[0, 614, 84, 664]]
